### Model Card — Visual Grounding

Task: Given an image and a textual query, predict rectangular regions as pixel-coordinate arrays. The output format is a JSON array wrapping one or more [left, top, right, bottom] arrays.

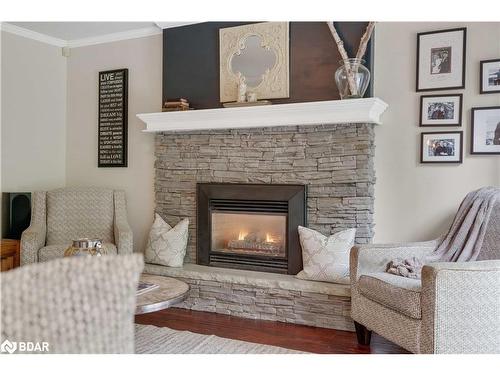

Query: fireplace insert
[[197, 183, 306, 274]]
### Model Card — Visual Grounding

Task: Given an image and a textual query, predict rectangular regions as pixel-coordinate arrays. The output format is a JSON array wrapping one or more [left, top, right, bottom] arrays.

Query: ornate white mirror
[[219, 22, 290, 103], [230, 34, 277, 88]]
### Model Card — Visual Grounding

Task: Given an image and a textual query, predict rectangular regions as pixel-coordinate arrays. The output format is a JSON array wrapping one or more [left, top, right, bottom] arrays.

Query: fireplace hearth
[[197, 183, 306, 274]]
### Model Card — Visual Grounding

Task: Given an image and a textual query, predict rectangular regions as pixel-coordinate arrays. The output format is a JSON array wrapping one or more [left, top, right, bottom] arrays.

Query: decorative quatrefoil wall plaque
[[219, 22, 290, 103]]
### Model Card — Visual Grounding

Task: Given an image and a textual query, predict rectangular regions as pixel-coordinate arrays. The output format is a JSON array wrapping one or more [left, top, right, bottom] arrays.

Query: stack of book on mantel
[[162, 98, 191, 112]]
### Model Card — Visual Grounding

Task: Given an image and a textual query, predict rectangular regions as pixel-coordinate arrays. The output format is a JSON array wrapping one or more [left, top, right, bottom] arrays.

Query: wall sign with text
[[98, 68, 128, 167]]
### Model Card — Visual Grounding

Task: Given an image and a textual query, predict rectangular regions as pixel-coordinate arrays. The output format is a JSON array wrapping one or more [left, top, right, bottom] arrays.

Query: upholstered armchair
[[1, 254, 143, 353], [350, 199, 500, 354], [21, 187, 133, 265]]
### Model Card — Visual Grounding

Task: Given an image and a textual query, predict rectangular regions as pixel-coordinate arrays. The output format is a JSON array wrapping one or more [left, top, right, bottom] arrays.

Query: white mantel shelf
[[137, 98, 388, 133]]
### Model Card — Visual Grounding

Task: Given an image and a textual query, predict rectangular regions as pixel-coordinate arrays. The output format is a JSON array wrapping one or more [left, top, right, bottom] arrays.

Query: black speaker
[[1, 192, 31, 239]]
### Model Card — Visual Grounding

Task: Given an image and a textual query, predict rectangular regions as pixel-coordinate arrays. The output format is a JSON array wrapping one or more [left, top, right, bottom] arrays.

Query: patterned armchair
[[1, 254, 143, 353], [21, 187, 133, 265], [350, 199, 500, 354]]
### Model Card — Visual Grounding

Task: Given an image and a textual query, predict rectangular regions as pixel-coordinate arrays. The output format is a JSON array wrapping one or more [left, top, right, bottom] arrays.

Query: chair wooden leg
[[354, 321, 372, 346]]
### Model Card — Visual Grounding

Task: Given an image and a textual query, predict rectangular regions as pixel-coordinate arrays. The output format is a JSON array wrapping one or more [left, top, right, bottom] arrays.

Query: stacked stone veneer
[[153, 123, 375, 330], [180, 278, 353, 330], [144, 263, 354, 331], [155, 123, 375, 263]]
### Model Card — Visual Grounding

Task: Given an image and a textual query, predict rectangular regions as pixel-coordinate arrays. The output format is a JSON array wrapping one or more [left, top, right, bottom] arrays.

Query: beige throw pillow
[[296, 226, 356, 284], [144, 214, 189, 267]]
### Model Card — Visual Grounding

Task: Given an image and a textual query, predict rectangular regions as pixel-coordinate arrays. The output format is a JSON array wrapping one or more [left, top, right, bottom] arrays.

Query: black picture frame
[[416, 27, 467, 92], [98, 68, 128, 168], [471, 106, 500, 155], [420, 131, 463, 164], [480, 58, 500, 94], [419, 93, 463, 127]]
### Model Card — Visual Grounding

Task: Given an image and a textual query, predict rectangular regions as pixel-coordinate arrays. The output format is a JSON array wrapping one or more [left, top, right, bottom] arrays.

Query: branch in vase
[[355, 22, 375, 61], [326, 22, 357, 96]]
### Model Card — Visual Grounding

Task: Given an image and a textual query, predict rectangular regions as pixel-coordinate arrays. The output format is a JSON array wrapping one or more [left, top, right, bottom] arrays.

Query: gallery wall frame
[[419, 93, 463, 127], [420, 131, 463, 164], [479, 58, 500, 94], [470, 106, 500, 155], [416, 27, 466, 92]]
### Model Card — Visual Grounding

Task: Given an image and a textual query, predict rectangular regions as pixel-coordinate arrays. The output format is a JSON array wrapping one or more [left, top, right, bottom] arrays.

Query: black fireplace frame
[[197, 183, 306, 274]]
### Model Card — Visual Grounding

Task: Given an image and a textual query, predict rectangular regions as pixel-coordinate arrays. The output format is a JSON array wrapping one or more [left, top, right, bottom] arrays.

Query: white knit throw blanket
[[387, 186, 500, 279]]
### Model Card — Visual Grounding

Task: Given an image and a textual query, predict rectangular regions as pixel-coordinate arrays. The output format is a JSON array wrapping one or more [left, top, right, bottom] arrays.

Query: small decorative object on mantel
[[223, 78, 272, 108], [64, 238, 106, 257], [420, 131, 463, 164], [98, 68, 128, 167], [162, 98, 192, 112], [246, 92, 257, 102], [480, 58, 500, 94], [237, 74, 247, 103], [416, 28, 466, 92], [327, 21, 374, 99], [471, 106, 500, 155]]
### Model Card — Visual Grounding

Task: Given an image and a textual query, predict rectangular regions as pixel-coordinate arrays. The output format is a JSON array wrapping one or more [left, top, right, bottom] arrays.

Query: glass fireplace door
[[211, 211, 287, 258]]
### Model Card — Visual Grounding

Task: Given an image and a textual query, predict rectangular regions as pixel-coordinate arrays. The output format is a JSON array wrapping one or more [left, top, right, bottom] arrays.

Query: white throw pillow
[[144, 214, 189, 267], [296, 226, 356, 284]]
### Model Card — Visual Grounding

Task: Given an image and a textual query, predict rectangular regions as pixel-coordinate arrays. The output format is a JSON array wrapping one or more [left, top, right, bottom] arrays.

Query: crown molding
[[1, 22, 67, 47], [66, 26, 162, 48], [154, 22, 199, 29], [1, 23, 163, 49]]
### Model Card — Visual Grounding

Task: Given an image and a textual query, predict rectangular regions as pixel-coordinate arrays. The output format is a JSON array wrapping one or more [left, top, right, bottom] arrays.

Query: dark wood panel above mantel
[[163, 22, 373, 110]]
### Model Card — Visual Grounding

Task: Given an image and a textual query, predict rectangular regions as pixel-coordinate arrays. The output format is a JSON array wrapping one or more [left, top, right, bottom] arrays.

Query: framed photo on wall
[[471, 106, 500, 155], [420, 131, 463, 163], [419, 94, 462, 126], [416, 28, 466, 92], [480, 59, 500, 94]]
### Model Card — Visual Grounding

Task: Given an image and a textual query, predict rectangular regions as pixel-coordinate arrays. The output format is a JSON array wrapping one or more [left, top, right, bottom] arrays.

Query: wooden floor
[[135, 307, 409, 354]]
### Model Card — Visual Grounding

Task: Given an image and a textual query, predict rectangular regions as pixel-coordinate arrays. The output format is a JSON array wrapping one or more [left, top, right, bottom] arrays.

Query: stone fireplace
[[154, 122, 376, 265], [144, 99, 386, 331], [197, 183, 306, 274]]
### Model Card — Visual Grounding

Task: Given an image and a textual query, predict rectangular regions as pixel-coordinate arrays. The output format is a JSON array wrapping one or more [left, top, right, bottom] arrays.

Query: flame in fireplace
[[236, 230, 275, 243]]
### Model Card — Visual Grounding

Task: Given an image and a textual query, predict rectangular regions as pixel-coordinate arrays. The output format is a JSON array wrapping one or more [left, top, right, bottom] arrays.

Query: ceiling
[[5, 22, 196, 43], [9, 22, 158, 40]]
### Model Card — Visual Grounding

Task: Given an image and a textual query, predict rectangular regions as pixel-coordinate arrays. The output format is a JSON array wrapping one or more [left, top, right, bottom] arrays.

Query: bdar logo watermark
[[0, 339, 17, 354], [1, 339, 49, 354]]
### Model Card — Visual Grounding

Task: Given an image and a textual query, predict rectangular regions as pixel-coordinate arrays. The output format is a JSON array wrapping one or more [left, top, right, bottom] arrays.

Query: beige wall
[[373, 22, 500, 243], [1, 31, 67, 192], [66, 35, 161, 252]]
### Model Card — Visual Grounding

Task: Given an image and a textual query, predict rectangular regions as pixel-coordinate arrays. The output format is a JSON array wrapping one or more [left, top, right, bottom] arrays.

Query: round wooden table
[[135, 274, 189, 315]]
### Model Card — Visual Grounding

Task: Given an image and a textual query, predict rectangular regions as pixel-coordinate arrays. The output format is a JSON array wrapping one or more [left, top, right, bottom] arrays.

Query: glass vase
[[334, 58, 371, 99]]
